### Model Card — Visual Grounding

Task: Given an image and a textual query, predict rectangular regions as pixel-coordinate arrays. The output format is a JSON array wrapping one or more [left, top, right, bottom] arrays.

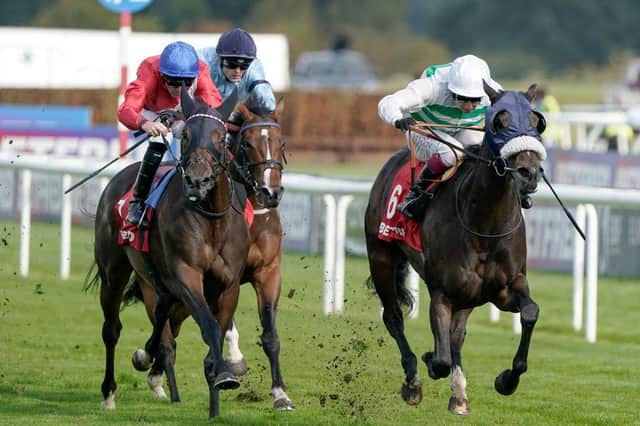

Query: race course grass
[[0, 221, 639, 425]]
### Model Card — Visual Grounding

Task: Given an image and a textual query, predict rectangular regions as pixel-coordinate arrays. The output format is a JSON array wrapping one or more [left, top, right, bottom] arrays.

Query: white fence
[[3, 153, 640, 343]]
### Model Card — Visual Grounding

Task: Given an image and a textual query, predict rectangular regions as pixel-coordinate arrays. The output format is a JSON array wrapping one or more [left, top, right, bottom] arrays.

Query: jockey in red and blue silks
[[117, 41, 222, 226]]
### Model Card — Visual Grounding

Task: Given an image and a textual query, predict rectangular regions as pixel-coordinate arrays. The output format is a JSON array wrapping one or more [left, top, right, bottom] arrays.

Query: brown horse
[[364, 84, 547, 414], [125, 95, 293, 410], [87, 88, 248, 418]]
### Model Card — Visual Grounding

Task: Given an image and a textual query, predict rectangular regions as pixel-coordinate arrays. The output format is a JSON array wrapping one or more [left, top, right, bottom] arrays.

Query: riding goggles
[[221, 57, 252, 70], [163, 75, 195, 88], [452, 93, 482, 105]]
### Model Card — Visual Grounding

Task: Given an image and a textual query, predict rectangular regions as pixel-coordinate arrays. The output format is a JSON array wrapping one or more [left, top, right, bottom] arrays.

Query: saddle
[[377, 158, 462, 251]]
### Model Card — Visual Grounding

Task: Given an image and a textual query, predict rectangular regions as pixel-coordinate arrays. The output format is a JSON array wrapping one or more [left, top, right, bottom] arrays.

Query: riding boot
[[398, 166, 441, 221], [126, 141, 166, 226]]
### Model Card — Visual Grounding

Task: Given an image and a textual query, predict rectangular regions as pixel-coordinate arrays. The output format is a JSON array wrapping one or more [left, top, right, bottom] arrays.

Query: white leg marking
[[225, 321, 244, 363], [450, 365, 468, 401], [101, 391, 116, 410], [147, 373, 167, 399]]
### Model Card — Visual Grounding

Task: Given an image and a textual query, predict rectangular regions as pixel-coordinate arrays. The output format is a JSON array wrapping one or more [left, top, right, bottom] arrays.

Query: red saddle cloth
[[377, 160, 428, 252], [115, 169, 254, 253]]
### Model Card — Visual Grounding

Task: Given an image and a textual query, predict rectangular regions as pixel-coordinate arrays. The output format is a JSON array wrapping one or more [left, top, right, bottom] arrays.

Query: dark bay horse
[[364, 83, 547, 414], [88, 88, 248, 418], [126, 95, 293, 410]]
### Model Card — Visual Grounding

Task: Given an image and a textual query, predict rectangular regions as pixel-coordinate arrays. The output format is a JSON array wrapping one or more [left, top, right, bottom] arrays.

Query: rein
[[454, 169, 524, 238], [408, 123, 525, 238], [408, 123, 518, 176]]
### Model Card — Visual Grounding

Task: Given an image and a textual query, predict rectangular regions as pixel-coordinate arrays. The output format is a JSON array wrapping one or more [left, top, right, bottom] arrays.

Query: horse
[[122, 94, 294, 410], [87, 87, 248, 418], [364, 83, 547, 415]]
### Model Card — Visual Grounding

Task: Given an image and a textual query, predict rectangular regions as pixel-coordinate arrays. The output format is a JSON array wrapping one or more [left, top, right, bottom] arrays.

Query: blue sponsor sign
[[98, 0, 153, 14]]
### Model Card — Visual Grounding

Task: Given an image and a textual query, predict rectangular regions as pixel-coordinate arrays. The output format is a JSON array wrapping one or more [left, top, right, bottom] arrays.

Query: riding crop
[[64, 129, 149, 194]]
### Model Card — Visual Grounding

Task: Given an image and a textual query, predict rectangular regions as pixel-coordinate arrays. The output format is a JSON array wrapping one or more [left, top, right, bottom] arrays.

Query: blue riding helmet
[[216, 28, 257, 59], [159, 41, 200, 78]]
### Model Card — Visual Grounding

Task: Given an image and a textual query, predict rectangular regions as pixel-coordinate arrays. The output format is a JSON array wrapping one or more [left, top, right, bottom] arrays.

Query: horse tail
[[365, 260, 415, 312], [394, 261, 415, 311], [123, 276, 143, 306], [82, 262, 99, 292]]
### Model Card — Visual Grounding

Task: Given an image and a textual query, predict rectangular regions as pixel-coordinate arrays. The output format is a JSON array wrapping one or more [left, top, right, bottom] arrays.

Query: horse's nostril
[[518, 167, 532, 179]]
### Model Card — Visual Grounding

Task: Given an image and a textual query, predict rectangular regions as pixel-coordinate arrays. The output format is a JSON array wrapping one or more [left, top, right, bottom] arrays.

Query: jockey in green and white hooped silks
[[378, 54, 503, 221]]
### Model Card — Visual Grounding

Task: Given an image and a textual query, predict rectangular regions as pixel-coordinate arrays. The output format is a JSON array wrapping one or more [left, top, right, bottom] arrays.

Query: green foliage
[[411, 0, 640, 76], [0, 221, 639, 424]]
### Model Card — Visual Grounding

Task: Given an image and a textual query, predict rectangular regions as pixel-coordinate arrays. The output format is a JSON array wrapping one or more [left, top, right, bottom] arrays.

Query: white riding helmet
[[447, 54, 491, 98]]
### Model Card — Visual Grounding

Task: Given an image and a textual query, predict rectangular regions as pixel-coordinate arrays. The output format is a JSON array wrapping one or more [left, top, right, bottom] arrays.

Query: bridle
[[235, 121, 286, 196], [179, 112, 234, 218]]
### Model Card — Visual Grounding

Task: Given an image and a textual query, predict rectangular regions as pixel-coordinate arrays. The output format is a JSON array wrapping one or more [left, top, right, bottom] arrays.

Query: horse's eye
[[492, 110, 511, 133], [529, 111, 547, 134]]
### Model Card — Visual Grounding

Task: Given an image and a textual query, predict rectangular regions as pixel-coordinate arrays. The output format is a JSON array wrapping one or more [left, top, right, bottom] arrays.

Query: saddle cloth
[[115, 166, 254, 253], [377, 160, 426, 252]]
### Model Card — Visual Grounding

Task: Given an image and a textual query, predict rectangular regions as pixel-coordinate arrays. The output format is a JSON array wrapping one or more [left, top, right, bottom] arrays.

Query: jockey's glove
[[394, 117, 417, 132]]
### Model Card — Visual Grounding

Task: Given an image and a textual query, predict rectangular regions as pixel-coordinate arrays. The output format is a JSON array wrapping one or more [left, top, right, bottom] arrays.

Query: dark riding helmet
[[216, 28, 257, 59], [159, 41, 200, 78]]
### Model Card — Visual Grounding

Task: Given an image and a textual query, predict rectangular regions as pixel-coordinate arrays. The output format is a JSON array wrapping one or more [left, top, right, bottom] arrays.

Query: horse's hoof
[[147, 374, 167, 399], [228, 359, 249, 377], [495, 369, 519, 395], [400, 376, 423, 405], [448, 396, 471, 415], [422, 352, 450, 380], [214, 371, 240, 390], [131, 349, 153, 371], [274, 397, 295, 411], [101, 392, 116, 410]]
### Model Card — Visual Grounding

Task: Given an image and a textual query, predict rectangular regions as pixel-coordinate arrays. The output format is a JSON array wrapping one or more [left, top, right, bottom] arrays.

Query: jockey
[[198, 28, 276, 149], [378, 54, 512, 221], [117, 41, 222, 226]]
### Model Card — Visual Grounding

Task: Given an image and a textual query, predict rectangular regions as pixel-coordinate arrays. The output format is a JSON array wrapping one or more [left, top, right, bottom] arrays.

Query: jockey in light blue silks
[[198, 28, 276, 152]]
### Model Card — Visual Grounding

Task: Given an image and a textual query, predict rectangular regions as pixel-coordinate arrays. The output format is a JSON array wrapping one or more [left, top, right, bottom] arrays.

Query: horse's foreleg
[[253, 265, 294, 411], [448, 308, 472, 415], [422, 291, 453, 380], [494, 282, 539, 396], [224, 319, 248, 376]]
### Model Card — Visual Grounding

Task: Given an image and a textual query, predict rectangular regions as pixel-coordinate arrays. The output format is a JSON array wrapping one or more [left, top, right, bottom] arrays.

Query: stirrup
[[399, 192, 432, 221]]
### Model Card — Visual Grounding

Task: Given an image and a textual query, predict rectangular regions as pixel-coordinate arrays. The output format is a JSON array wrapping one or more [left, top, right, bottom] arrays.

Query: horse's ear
[[274, 96, 285, 122], [483, 79, 502, 104], [525, 83, 538, 103], [217, 88, 238, 120], [236, 100, 253, 122], [180, 85, 196, 118]]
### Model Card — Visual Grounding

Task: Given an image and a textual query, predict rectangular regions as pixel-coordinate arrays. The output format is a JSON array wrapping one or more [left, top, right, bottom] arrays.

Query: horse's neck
[[457, 163, 520, 230], [205, 174, 232, 214]]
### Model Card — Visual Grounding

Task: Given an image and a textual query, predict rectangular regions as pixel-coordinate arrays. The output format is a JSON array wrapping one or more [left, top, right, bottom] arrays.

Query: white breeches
[[407, 128, 483, 167]]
